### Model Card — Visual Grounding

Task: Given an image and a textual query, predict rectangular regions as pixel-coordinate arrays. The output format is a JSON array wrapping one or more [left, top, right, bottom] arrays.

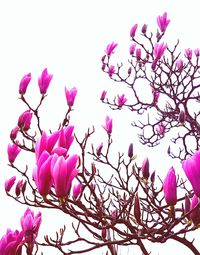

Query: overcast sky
[[0, 1, 200, 254]]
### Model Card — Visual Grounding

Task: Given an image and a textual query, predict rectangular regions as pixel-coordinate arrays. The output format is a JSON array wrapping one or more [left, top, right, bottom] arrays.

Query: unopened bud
[[102, 63, 106, 71], [128, 143, 133, 158], [10, 126, 19, 140], [141, 24, 147, 34], [134, 192, 141, 224], [100, 90, 107, 101], [142, 158, 150, 180], [184, 195, 191, 220], [150, 171, 155, 183], [101, 228, 107, 239], [15, 179, 23, 196], [128, 67, 132, 75], [96, 143, 103, 157], [101, 55, 106, 62], [178, 110, 186, 123]]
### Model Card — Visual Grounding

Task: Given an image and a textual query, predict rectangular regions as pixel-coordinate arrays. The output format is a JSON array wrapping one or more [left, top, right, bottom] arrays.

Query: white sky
[[0, 1, 200, 254]]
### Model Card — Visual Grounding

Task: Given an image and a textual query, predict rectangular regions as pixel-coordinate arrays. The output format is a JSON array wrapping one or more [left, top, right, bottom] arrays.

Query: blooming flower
[[0, 229, 23, 255], [106, 42, 118, 56], [5, 176, 16, 192], [185, 48, 192, 60], [154, 43, 167, 59], [33, 151, 53, 196], [157, 12, 170, 32], [163, 167, 177, 206], [117, 94, 127, 107], [130, 24, 138, 37], [19, 73, 31, 95], [182, 150, 200, 197], [38, 68, 53, 94], [102, 116, 113, 134], [18, 110, 32, 131], [58, 126, 74, 153], [65, 87, 77, 107], [7, 143, 21, 163], [20, 208, 42, 244], [52, 155, 79, 199], [108, 65, 115, 77]]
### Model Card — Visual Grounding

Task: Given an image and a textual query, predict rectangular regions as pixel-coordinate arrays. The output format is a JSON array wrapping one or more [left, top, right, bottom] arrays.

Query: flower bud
[[136, 48, 141, 61], [100, 90, 107, 101], [128, 143, 133, 158], [150, 171, 155, 183], [128, 67, 132, 75], [65, 87, 77, 107], [129, 44, 136, 55], [19, 73, 31, 95], [184, 195, 191, 220], [178, 110, 186, 123], [141, 24, 147, 34], [10, 126, 19, 140], [15, 179, 24, 196], [96, 143, 103, 157], [130, 24, 138, 37], [163, 167, 177, 206], [134, 192, 141, 224], [5, 176, 16, 192], [190, 194, 200, 225], [101, 228, 107, 239], [38, 68, 53, 94], [142, 158, 149, 180], [7, 143, 21, 163], [18, 110, 32, 131], [194, 48, 200, 57], [72, 183, 82, 200]]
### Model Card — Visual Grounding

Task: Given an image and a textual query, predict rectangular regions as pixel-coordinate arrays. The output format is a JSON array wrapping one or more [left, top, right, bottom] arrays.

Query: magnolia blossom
[[117, 94, 127, 107], [130, 24, 138, 37], [154, 43, 167, 60], [129, 44, 136, 55], [7, 143, 21, 163], [106, 42, 118, 56], [185, 48, 192, 60], [157, 12, 170, 32], [52, 155, 79, 199], [5, 176, 16, 192], [108, 65, 115, 77], [38, 68, 53, 94], [19, 73, 31, 95], [65, 87, 77, 107], [72, 183, 82, 199], [100, 90, 107, 101], [102, 116, 113, 134], [20, 208, 42, 244], [0, 229, 23, 255], [163, 167, 177, 206], [18, 110, 32, 131], [10, 126, 19, 140], [176, 59, 184, 72], [194, 48, 200, 57], [182, 150, 200, 197], [142, 158, 150, 180]]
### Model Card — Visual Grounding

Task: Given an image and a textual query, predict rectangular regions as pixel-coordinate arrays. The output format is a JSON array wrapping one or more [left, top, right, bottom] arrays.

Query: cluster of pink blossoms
[[0, 208, 41, 254]]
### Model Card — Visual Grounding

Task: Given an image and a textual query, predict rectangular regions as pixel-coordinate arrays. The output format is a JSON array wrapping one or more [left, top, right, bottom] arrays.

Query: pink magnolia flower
[[38, 68, 53, 94], [52, 154, 79, 199], [194, 48, 200, 57], [20, 208, 42, 244], [35, 131, 60, 161], [182, 150, 200, 197], [19, 73, 31, 95], [102, 116, 113, 134], [5, 176, 16, 192], [100, 90, 107, 101], [136, 48, 141, 60], [0, 229, 23, 255], [65, 87, 77, 107], [18, 110, 32, 131], [142, 158, 150, 180], [72, 183, 82, 199], [58, 126, 74, 153], [157, 12, 170, 32], [190, 194, 200, 225], [129, 44, 136, 55], [10, 126, 19, 140], [33, 151, 53, 196], [130, 24, 138, 37], [163, 167, 177, 206], [7, 143, 21, 163], [96, 143, 103, 157], [176, 59, 184, 72], [156, 122, 165, 135], [106, 42, 118, 56], [108, 65, 115, 78], [154, 43, 167, 60], [117, 94, 127, 107], [185, 48, 192, 60]]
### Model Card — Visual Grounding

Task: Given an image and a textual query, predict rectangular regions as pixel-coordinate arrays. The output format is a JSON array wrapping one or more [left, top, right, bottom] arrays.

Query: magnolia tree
[[2, 12, 200, 255]]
